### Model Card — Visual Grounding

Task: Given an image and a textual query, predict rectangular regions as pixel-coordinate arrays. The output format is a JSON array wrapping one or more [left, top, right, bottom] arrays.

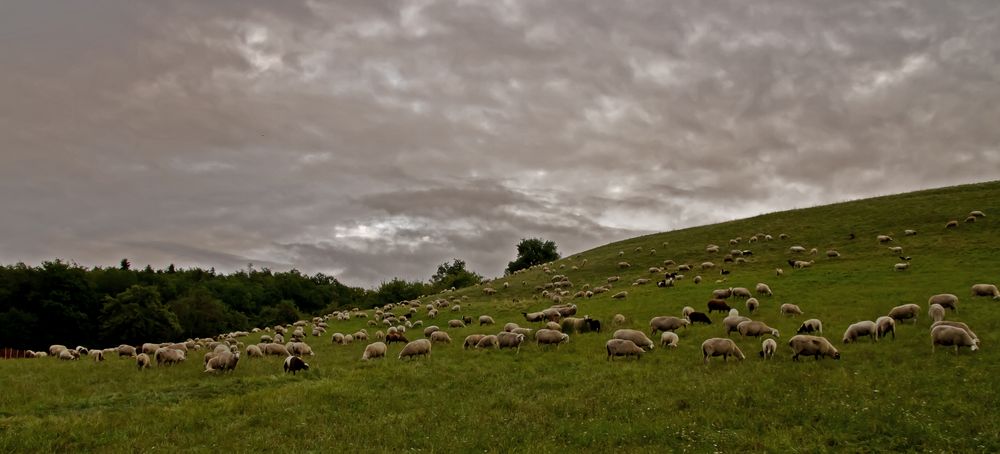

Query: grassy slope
[[2, 180, 1000, 452]]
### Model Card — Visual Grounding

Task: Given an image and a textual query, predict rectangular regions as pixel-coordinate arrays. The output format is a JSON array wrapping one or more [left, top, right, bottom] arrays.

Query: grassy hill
[[3, 180, 1000, 452]]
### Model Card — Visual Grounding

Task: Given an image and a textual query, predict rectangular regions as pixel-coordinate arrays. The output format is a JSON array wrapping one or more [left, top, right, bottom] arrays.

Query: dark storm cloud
[[1, 0, 997, 286]]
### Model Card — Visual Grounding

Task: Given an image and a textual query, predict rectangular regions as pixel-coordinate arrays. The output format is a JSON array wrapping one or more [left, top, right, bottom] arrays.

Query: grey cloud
[[1, 0, 998, 287]]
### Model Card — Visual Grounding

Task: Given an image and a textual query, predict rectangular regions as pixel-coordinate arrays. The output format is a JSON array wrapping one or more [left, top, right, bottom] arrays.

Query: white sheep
[[612, 314, 626, 326], [970, 284, 1000, 300], [535, 329, 569, 348], [429, 331, 452, 344], [930, 321, 979, 345], [701, 338, 745, 364], [928, 304, 946, 322], [760, 338, 777, 359], [842, 321, 877, 343], [737, 320, 779, 338], [826, 250, 840, 258], [755, 283, 773, 296], [931, 326, 978, 354], [780, 303, 803, 317], [788, 335, 840, 360], [904, 229, 917, 236], [789, 246, 806, 253], [612, 329, 655, 351], [398, 339, 432, 360], [606, 339, 644, 360], [888, 303, 921, 324], [362, 342, 387, 360], [969, 210, 986, 218], [649, 316, 690, 335], [660, 332, 679, 348], [894, 262, 909, 271], [877, 235, 893, 243], [796, 318, 823, 335]]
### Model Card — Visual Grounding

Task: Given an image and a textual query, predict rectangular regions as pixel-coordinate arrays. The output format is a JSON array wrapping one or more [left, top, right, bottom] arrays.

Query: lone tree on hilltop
[[506, 238, 559, 274]]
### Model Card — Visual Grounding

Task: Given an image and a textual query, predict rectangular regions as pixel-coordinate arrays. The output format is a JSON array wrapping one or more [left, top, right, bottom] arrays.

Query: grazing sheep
[[789, 246, 806, 253], [385, 332, 409, 345], [780, 303, 803, 317], [888, 304, 921, 324], [946, 220, 959, 228], [606, 339, 644, 361], [888, 246, 903, 255], [745, 298, 759, 314], [462, 315, 473, 325], [57, 349, 77, 361], [561, 316, 601, 334], [117, 345, 137, 358], [775, 268, 784, 277], [474, 335, 500, 350], [965, 216, 976, 223], [794, 260, 815, 269], [140, 343, 158, 355], [970, 284, 1000, 299], [928, 304, 946, 323], [287, 342, 315, 357], [788, 335, 840, 360], [497, 332, 526, 352], [681, 306, 695, 317], [904, 229, 917, 236], [877, 235, 893, 243], [712, 288, 733, 299], [283, 355, 310, 374], [797, 319, 823, 334], [398, 339, 433, 360], [204, 350, 240, 373], [759, 338, 777, 359], [448, 319, 466, 328], [511, 327, 534, 338], [154, 347, 185, 366], [136, 353, 151, 370], [930, 321, 979, 345], [928, 294, 959, 312], [612, 314, 626, 326], [706, 245, 720, 253], [463, 334, 486, 349], [607, 276, 621, 283], [687, 311, 712, 325], [731, 287, 752, 299], [755, 283, 773, 297], [875, 316, 896, 340], [728, 308, 739, 317], [707, 299, 732, 314], [649, 316, 690, 335], [479, 315, 495, 326], [701, 262, 716, 270], [723, 315, 752, 336], [361, 342, 387, 360], [660, 332, 679, 348], [262, 343, 290, 356], [612, 329, 655, 351], [826, 250, 840, 258], [618, 261, 631, 269], [451, 304, 461, 312], [842, 321, 878, 343], [612, 291, 628, 299], [737, 320, 779, 338], [422, 326, 440, 337], [429, 331, 452, 344], [343, 334, 354, 344], [701, 338, 745, 364], [375, 330, 385, 340], [522, 311, 546, 322], [246, 345, 264, 358], [969, 210, 986, 218], [894, 262, 910, 271], [931, 326, 978, 354]]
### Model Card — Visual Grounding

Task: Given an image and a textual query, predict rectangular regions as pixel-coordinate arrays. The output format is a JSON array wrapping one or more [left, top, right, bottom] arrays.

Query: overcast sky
[[1, 1, 998, 287]]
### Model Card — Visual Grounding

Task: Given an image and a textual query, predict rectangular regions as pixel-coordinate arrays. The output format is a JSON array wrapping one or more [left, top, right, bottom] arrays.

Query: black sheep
[[283, 356, 310, 375], [707, 299, 732, 313], [687, 311, 712, 324]]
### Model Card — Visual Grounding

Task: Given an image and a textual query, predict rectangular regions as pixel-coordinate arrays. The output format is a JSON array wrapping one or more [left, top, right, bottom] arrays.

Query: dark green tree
[[100, 285, 181, 344], [429, 259, 483, 292], [169, 287, 245, 339], [374, 278, 427, 306], [505, 238, 560, 274]]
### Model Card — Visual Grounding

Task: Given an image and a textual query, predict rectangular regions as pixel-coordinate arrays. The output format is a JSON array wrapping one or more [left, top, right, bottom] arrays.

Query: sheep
[[497, 332, 526, 352], [57, 349, 77, 361], [707, 299, 732, 314], [677, 264, 692, 271], [385, 332, 409, 345], [522, 311, 546, 322], [789, 246, 806, 253], [606, 339, 644, 360], [87, 350, 105, 362], [136, 353, 151, 370], [794, 260, 814, 269], [398, 339, 433, 360], [946, 220, 959, 228], [204, 350, 240, 373], [723, 315, 752, 336], [375, 330, 385, 340], [728, 308, 739, 317], [797, 319, 823, 334], [647, 316, 690, 335], [561, 316, 601, 334], [687, 311, 712, 325], [926, 294, 958, 312], [904, 229, 917, 236], [737, 320, 779, 338], [612, 329, 655, 351], [362, 342, 387, 360], [618, 261, 632, 269], [633, 278, 650, 286], [826, 250, 840, 258], [476, 334, 500, 349], [780, 303, 803, 317], [888, 303, 921, 324], [888, 246, 903, 255], [429, 331, 452, 344], [775, 268, 784, 277], [246, 345, 264, 358], [706, 245, 720, 253], [448, 319, 466, 328], [788, 335, 841, 360], [842, 321, 877, 343], [779, 233, 790, 240], [745, 298, 759, 314], [700, 262, 716, 270], [287, 342, 315, 356], [931, 326, 978, 354], [693, 275, 702, 284], [611, 291, 628, 299], [510, 327, 533, 338], [893, 262, 910, 271], [930, 321, 979, 345], [971, 284, 1000, 299], [728, 287, 750, 299], [701, 338, 745, 364], [117, 345, 137, 358], [681, 306, 695, 317], [154, 347, 185, 366], [422, 326, 441, 338], [283, 355, 310, 374], [612, 314, 626, 326], [966, 216, 977, 223], [607, 276, 621, 283], [877, 235, 893, 243], [343, 334, 354, 344], [875, 316, 896, 340], [928, 304, 946, 323], [754, 283, 773, 297], [712, 288, 733, 299], [660, 332, 679, 348], [140, 343, 158, 355], [759, 338, 777, 359], [552, 304, 578, 317], [542, 321, 561, 331], [451, 304, 461, 312]]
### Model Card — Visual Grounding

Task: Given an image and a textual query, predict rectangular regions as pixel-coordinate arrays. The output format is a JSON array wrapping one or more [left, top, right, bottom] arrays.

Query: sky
[[1, 1, 998, 288]]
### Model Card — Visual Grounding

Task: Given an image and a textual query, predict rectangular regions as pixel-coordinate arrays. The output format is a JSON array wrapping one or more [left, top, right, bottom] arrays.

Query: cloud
[[1, 0, 998, 287]]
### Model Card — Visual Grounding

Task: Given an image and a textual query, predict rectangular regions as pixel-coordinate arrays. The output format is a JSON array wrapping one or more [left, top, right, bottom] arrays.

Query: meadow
[[2, 181, 1000, 452]]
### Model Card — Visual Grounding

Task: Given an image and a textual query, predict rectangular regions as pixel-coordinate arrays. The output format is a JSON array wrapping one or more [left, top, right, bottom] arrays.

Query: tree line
[[0, 238, 559, 350]]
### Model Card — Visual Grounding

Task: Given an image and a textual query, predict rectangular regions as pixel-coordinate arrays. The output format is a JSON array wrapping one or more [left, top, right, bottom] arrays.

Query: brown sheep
[[701, 338, 745, 364], [788, 335, 840, 360], [606, 339, 644, 361]]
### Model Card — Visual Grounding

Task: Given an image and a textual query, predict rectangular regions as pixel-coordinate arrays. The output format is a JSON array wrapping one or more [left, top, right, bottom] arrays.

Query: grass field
[[2, 180, 1000, 452]]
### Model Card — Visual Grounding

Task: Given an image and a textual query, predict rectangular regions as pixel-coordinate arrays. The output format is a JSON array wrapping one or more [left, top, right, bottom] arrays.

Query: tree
[[100, 285, 181, 344], [375, 278, 427, 306], [169, 287, 245, 339], [506, 238, 560, 274], [429, 259, 483, 292]]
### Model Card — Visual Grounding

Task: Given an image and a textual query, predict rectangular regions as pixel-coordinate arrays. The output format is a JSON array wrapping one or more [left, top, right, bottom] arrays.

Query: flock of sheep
[[25, 210, 996, 372]]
